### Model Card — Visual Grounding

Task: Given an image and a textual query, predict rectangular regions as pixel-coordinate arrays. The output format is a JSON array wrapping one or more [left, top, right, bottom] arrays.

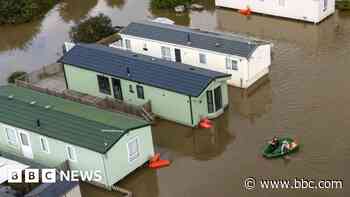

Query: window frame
[[214, 86, 223, 112], [40, 136, 50, 154], [231, 60, 238, 71], [226, 58, 238, 71], [125, 39, 131, 50], [129, 84, 134, 93], [136, 85, 144, 99], [199, 53, 207, 64], [127, 137, 140, 163], [4, 126, 18, 146], [66, 145, 77, 162], [207, 90, 214, 113], [97, 75, 111, 95], [161, 46, 171, 61]]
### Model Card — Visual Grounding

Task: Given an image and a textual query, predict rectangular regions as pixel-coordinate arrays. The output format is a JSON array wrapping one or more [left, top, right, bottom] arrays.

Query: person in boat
[[281, 140, 291, 154], [269, 136, 280, 151]]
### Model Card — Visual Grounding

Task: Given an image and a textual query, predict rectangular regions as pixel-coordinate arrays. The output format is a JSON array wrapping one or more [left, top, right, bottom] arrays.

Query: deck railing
[[15, 78, 154, 123], [16, 63, 63, 84]]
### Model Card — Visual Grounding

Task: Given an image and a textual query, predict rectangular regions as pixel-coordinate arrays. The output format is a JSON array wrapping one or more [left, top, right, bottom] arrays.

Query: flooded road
[[1, 0, 350, 196]]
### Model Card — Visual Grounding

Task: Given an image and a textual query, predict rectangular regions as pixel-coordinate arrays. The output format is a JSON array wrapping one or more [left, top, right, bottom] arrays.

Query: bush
[[7, 71, 27, 84], [0, 0, 59, 25], [69, 14, 116, 43], [151, 0, 192, 9]]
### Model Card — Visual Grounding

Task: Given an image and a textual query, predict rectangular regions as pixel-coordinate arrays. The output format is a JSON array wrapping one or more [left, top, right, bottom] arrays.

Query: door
[[112, 78, 123, 101], [175, 48, 182, 63], [18, 131, 33, 159], [214, 86, 223, 112]]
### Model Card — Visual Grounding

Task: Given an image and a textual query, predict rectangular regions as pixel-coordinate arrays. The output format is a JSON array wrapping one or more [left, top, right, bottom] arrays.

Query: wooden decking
[[14, 63, 155, 123]]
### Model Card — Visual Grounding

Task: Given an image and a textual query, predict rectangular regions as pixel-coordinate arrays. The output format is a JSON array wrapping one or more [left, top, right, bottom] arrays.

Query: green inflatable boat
[[262, 137, 299, 158]]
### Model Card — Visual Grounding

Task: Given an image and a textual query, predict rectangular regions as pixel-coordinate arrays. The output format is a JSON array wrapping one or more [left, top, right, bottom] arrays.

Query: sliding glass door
[[207, 86, 223, 113]]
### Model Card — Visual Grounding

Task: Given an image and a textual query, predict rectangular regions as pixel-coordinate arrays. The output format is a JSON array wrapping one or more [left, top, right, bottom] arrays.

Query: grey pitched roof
[[120, 21, 268, 58], [0, 85, 149, 154], [59, 44, 231, 97]]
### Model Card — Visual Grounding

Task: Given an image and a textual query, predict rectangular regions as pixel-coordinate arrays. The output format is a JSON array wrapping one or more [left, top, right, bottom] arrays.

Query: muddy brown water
[[1, 0, 350, 196]]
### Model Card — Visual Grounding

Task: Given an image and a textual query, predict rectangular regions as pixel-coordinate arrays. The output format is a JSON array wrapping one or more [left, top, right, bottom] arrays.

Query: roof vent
[[132, 54, 138, 57], [126, 67, 131, 77], [215, 43, 221, 47], [189, 68, 196, 71], [187, 33, 192, 45], [151, 58, 156, 61], [8, 95, 14, 100], [30, 101, 36, 105], [45, 105, 52, 109], [36, 119, 41, 128], [104, 142, 108, 147]]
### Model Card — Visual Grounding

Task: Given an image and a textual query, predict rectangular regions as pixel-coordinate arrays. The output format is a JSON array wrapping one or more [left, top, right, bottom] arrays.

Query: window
[[127, 137, 140, 163], [129, 84, 134, 93], [136, 85, 144, 99], [231, 60, 238, 70], [226, 58, 238, 71], [97, 75, 111, 95], [66, 145, 77, 162], [214, 86, 223, 111], [125, 39, 131, 50], [19, 133, 29, 146], [161, 46, 171, 61], [40, 137, 50, 153], [199, 53, 207, 64], [5, 127, 17, 145], [278, 0, 285, 6], [207, 90, 214, 113]]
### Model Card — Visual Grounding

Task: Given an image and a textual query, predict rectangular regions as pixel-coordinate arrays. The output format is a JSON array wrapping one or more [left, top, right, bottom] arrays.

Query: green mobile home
[[0, 85, 154, 189], [59, 44, 231, 127]]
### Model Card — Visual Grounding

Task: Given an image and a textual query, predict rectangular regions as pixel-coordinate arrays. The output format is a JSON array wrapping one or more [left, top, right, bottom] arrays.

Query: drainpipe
[[101, 154, 110, 189], [189, 96, 194, 126]]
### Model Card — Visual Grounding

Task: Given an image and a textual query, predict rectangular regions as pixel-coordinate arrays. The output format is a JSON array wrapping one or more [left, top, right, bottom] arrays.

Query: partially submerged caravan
[[110, 21, 272, 88], [215, 0, 335, 23]]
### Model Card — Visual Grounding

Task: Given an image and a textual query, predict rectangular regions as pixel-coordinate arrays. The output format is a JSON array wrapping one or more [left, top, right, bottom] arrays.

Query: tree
[[69, 13, 115, 43], [0, 0, 59, 25]]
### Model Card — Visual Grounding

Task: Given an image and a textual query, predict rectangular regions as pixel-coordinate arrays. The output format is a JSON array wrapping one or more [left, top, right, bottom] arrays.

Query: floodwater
[[1, 0, 350, 196]]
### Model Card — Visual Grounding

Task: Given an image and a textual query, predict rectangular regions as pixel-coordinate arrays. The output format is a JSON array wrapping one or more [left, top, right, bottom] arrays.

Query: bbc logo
[[8, 169, 56, 183]]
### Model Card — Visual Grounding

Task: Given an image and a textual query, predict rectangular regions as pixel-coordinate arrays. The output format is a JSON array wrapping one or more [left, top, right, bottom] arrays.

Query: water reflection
[[216, 8, 340, 50], [0, 20, 42, 52], [194, 0, 216, 12], [152, 117, 234, 161], [149, 7, 190, 26], [58, 0, 98, 23], [230, 78, 272, 123], [104, 0, 126, 9], [118, 167, 159, 197]]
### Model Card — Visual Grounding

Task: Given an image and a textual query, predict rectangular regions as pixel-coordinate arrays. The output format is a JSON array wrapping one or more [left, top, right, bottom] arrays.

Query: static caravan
[[215, 0, 335, 23], [0, 85, 154, 189], [110, 21, 272, 88], [59, 44, 231, 127]]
